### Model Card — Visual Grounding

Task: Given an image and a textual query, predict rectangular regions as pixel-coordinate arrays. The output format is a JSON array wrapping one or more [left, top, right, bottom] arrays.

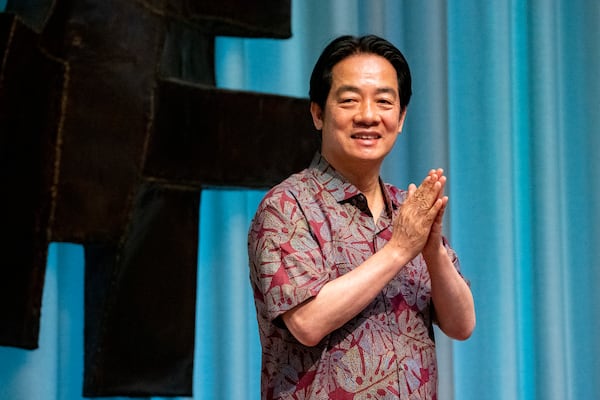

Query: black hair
[[309, 35, 412, 111]]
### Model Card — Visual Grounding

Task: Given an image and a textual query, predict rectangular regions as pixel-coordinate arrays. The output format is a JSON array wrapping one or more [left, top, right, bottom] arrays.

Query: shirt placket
[[374, 220, 404, 398]]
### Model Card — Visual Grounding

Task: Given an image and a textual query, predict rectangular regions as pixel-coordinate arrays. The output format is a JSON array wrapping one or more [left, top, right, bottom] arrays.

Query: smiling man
[[248, 35, 475, 399]]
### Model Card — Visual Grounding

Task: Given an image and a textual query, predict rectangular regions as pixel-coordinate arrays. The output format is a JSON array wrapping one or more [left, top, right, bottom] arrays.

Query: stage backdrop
[[1, 1, 599, 399]]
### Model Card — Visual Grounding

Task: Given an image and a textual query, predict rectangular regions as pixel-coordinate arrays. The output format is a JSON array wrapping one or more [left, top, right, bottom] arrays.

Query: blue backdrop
[[1, 1, 599, 399]]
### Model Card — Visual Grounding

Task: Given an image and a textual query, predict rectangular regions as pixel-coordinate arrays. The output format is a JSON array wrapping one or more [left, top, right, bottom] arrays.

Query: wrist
[[422, 242, 447, 264], [382, 241, 417, 269]]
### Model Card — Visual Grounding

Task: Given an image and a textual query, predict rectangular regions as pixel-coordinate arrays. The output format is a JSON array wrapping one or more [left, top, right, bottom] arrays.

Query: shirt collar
[[309, 152, 398, 215]]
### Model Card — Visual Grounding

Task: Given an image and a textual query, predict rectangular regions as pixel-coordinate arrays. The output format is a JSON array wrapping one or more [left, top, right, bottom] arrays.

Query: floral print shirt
[[248, 153, 462, 399]]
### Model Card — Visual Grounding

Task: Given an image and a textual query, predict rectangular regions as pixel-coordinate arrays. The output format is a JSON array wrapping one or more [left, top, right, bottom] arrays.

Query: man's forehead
[[329, 56, 399, 96], [331, 54, 397, 80]]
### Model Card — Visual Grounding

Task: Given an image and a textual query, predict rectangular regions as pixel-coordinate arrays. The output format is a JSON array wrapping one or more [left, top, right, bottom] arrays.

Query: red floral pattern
[[248, 153, 461, 399]]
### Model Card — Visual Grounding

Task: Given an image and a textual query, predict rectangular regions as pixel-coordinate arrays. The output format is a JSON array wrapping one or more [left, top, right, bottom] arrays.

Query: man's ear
[[310, 102, 324, 131], [397, 107, 408, 133]]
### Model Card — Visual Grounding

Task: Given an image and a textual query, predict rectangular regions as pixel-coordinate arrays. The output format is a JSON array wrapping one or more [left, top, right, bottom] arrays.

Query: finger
[[417, 175, 435, 192], [408, 183, 417, 196], [410, 172, 446, 211], [428, 168, 443, 179], [424, 173, 446, 200], [427, 197, 446, 224], [410, 178, 440, 210], [412, 186, 436, 210], [437, 175, 447, 197], [436, 196, 448, 220]]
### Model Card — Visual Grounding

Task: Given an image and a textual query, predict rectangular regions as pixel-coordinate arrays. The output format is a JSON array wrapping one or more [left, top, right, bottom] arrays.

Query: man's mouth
[[351, 133, 381, 140]]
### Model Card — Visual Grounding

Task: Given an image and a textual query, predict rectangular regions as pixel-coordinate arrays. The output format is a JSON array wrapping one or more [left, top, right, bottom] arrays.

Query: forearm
[[424, 245, 476, 340], [282, 244, 412, 346]]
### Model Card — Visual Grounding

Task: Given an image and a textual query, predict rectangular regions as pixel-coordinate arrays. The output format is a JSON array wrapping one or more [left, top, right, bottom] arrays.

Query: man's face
[[311, 53, 406, 172]]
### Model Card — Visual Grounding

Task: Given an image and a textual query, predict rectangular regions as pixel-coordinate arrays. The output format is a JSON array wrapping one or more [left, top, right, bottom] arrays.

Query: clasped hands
[[390, 169, 448, 260]]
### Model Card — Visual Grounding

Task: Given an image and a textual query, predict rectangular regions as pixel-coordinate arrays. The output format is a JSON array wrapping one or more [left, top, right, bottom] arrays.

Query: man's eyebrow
[[375, 87, 398, 97], [334, 85, 398, 97], [335, 85, 360, 95]]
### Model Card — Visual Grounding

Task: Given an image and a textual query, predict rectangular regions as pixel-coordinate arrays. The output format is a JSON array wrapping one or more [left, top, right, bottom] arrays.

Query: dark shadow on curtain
[[0, 0, 319, 396]]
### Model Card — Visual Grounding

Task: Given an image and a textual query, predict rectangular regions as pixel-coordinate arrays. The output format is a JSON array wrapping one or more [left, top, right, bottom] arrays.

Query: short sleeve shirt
[[248, 153, 462, 400]]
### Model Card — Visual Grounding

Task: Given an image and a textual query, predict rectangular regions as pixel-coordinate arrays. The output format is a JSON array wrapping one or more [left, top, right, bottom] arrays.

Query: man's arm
[[423, 177, 475, 340], [424, 243, 475, 340], [282, 240, 417, 346], [282, 171, 448, 346], [422, 175, 475, 340]]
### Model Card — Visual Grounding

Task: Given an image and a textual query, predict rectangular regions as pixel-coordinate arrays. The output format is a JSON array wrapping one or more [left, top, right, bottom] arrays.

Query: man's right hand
[[387, 169, 447, 261]]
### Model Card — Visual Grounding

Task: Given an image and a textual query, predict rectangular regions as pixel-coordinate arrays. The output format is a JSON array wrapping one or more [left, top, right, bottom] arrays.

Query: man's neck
[[332, 162, 384, 221]]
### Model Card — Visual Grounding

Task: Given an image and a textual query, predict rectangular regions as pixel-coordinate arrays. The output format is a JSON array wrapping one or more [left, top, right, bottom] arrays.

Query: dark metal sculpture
[[0, 0, 319, 396]]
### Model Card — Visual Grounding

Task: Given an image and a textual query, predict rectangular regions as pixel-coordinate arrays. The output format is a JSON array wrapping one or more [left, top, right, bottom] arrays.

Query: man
[[248, 34, 475, 399]]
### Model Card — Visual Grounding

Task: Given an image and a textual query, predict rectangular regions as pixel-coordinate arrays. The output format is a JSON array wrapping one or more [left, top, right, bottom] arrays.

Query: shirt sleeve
[[248, 189, 330, 324]]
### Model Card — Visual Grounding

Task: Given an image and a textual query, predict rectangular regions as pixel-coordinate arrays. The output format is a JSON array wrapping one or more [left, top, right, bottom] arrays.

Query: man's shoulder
[[259, 168, 317, 206], [269, 167, 313, 193]]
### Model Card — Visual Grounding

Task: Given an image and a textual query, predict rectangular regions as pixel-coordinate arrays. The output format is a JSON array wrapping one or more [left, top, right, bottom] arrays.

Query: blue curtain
[[1, 1, 599, 399]]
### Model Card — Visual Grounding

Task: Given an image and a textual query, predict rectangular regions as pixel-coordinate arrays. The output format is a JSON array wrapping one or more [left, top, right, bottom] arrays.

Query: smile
[[351, 133, 381, 140]]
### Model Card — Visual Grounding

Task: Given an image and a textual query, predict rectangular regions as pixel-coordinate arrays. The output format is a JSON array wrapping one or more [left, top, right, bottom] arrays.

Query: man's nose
[[355, 101, 380, 124]]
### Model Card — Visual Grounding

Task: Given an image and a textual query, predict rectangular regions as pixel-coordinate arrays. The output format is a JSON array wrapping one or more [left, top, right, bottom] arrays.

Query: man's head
[[308, 35, 411, 174], [309, 35, 412, 113]]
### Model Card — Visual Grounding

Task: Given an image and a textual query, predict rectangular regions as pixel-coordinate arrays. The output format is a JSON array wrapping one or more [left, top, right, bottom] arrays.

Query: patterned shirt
[[248, 153, 462, 399]]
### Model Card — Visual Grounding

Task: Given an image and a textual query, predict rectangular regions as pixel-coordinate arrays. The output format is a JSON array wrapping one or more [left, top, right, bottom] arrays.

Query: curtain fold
[[194, 189, 264, 400], [1, 1, 599, 399], [448, 1, 600, 399]]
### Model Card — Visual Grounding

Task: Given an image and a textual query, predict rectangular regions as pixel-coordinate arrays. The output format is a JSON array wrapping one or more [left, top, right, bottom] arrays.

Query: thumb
[[407, 183, 417, 196]]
